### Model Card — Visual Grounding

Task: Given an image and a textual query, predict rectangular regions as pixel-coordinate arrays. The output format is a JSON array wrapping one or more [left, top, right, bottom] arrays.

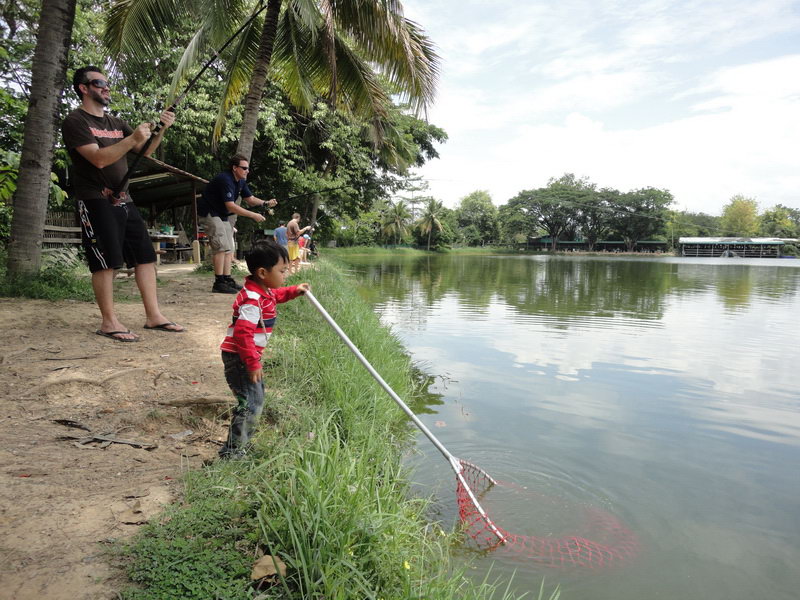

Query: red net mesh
[[455, 459, 639, 569]]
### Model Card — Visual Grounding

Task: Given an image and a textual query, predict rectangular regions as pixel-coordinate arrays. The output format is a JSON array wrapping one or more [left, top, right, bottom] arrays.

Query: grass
[[445, 245, 522, 254], [116, 259, 560, 600], [325, 245, 427, 257], [0, 247, 95, 301], [0, 246, 176, 301]]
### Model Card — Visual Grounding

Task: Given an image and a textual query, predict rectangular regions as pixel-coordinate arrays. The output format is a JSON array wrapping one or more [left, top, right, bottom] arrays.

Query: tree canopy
[[720, 195, 760, 237]]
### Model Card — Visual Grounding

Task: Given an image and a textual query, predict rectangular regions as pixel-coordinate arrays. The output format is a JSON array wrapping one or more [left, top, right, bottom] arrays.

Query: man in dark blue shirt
[[199, 154, 277, 293]]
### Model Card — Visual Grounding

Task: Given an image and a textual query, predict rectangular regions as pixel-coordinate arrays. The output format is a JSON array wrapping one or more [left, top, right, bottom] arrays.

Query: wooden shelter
[[128, 156, 208, 240], [678, 237, 785, 258]]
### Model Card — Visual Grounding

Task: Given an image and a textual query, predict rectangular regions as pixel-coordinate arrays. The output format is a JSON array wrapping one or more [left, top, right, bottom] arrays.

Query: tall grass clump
[[0, 247, 95, 300], [119, 260, 558, 600]]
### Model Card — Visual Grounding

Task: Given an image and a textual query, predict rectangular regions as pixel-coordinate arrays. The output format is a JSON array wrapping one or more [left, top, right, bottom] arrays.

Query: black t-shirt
[[62, 108, 133, 199], [197, 171, 253, 219]]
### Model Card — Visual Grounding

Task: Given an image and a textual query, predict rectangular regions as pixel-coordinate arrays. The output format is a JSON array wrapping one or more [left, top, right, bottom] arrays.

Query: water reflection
[[355, 255, 799, 322], [341, 253, 800, 600]]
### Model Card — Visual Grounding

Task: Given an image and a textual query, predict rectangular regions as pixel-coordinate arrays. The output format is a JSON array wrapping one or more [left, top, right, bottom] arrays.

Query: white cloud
[[402, 0, 800, 213]]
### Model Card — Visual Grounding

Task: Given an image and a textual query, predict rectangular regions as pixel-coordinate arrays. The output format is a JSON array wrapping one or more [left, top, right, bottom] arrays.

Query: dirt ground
[[0, 264, 252, 600]]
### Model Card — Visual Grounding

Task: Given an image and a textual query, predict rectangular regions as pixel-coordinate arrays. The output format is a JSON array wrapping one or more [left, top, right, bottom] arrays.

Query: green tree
[[454, 190, 499, 246], [663, 210, 721, 247], [720, 195, 759, 236], [531, 174, 594, 250], [498, 193, 541, 245], [416, 198, 444, 250], [396, 175, 429, 222], [759, 204, 798, 237], [105, 0, 440, 162], [6, 0, 77, 276], [578, 187, 616, 250], [382, 199, 412, 245], [609, 187, 672, 251]]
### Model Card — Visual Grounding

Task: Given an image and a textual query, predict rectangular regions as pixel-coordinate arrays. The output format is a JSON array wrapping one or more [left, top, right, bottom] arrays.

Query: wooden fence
[[43, 211, 81, 251]]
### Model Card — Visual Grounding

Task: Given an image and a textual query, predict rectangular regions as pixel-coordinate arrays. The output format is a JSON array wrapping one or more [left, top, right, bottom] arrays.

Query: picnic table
[[149, 233, 178, 265]]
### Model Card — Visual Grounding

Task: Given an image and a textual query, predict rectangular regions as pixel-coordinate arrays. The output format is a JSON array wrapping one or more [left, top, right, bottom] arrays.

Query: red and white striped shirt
[[220, 276, 302, 371]]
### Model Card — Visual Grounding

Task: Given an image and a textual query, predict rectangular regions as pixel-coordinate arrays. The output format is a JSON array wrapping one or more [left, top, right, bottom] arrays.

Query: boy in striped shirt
[[218, 240, 309, 458]]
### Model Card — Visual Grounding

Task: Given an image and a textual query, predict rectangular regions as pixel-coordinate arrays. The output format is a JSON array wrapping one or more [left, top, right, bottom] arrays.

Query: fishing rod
[[284, 184, 358, 202], [254, 184, 358, 216], [114, 2, 269, 199]]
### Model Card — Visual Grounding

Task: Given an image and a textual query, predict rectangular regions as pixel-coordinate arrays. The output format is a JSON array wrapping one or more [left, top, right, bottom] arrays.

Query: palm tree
[[105, 0, 439, 161], [416, 198, 443, 251], [381, 200, 411, 245], [7, 0, 77, 276]]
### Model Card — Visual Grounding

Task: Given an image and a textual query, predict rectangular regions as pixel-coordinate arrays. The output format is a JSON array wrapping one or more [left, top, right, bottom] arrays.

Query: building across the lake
[[528, 236, 668, 252], [678, 237, 787, 258]]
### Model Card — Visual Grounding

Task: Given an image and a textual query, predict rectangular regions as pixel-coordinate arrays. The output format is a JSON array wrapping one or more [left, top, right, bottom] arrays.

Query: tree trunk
[[236, 0, 282, 160], [427, 228, 431, 251], [309, 193, 321, 230], [309, 162, 335, 228], [7, 0, 77, 276]]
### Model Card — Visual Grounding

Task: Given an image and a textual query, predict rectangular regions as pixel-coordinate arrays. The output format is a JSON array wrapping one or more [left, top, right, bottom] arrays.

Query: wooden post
[[192, 239, 201, 264], [192, 181, 199, 241]]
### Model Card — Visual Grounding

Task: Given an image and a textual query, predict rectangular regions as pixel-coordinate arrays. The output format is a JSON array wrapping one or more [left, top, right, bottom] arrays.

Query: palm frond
[[317, 0, 337, 104], [327, 0, 440, 113], [168, 25, 212, 104], [212, 12, 264, 145], [330, 33, 390, 121], [169, 0, 264, 103], [104, 0, 188, 59], [271, 5, 320, 114]]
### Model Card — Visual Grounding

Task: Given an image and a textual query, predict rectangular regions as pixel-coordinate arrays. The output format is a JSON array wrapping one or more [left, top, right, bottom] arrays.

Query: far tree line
[[330, 174, 800, 252]]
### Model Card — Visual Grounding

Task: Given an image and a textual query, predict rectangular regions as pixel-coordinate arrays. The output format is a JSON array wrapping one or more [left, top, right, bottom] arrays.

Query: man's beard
[[89, 87, 110, 107]]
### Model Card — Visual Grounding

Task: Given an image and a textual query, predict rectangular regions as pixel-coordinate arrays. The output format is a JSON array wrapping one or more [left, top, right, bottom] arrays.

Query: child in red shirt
[[218, 240, 309, 458]]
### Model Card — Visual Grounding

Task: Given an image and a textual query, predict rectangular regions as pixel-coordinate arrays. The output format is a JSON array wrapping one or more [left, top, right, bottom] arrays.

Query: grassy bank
[[325, 245, 428, 257], [0, 247, 95, 301], [119, 260, 556, 600]]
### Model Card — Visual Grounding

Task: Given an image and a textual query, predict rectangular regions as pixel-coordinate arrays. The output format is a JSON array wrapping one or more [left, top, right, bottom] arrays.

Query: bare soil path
[[0, 265, 243, 599]]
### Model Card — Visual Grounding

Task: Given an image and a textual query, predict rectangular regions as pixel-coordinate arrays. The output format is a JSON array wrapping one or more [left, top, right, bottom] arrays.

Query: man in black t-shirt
[[62, 65, 184, 341]]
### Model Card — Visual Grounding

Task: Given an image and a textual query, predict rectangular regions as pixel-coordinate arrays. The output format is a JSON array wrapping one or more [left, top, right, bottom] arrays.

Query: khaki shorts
[[201, 215, 234, 253], [288, 241, 300, 261]]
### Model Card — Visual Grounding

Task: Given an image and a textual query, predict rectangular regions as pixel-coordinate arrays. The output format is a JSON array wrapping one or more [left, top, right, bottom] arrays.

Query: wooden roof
[[128, 156, 207, 214]]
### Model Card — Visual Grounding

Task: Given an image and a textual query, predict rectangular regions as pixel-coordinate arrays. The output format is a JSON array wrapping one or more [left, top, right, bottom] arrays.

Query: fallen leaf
[[434, 421, 447, 428], [251, 554, 287, 581]]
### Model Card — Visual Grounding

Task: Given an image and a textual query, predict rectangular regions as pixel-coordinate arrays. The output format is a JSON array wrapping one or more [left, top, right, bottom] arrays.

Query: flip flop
[[143, 322, 185, 333], [96, 329, 140, 342]]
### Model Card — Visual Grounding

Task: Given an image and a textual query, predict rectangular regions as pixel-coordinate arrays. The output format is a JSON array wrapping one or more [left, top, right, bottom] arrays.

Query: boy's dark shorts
[[78, 198, 156, 273]]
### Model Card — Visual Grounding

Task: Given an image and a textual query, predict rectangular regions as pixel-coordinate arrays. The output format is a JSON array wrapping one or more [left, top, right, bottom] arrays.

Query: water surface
[[343, 254, 800, 600]]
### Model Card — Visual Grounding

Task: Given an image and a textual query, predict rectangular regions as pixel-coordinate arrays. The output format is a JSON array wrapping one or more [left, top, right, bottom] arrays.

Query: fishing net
[[305, 291, 639, 570], [456, 460, 639, 569]]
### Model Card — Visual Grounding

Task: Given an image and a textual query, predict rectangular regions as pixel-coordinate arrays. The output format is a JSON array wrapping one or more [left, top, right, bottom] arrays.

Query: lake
[[341, 253, 800, 600]]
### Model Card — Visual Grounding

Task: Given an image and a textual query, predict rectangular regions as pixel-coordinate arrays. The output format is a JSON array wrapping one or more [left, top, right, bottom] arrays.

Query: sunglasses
[[237, 165, 250, 171], [85, 79, 110, 89]]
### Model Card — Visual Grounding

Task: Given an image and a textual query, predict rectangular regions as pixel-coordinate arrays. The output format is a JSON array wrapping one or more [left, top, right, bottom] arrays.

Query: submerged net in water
[[455, 460, 640, 569]]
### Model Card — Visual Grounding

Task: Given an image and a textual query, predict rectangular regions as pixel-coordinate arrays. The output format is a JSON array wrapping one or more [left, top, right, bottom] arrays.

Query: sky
[[400, 0, 800, 216]]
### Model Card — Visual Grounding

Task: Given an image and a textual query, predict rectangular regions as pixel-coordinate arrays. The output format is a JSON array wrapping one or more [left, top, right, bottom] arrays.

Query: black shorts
[[77, 198, 156, 273]]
